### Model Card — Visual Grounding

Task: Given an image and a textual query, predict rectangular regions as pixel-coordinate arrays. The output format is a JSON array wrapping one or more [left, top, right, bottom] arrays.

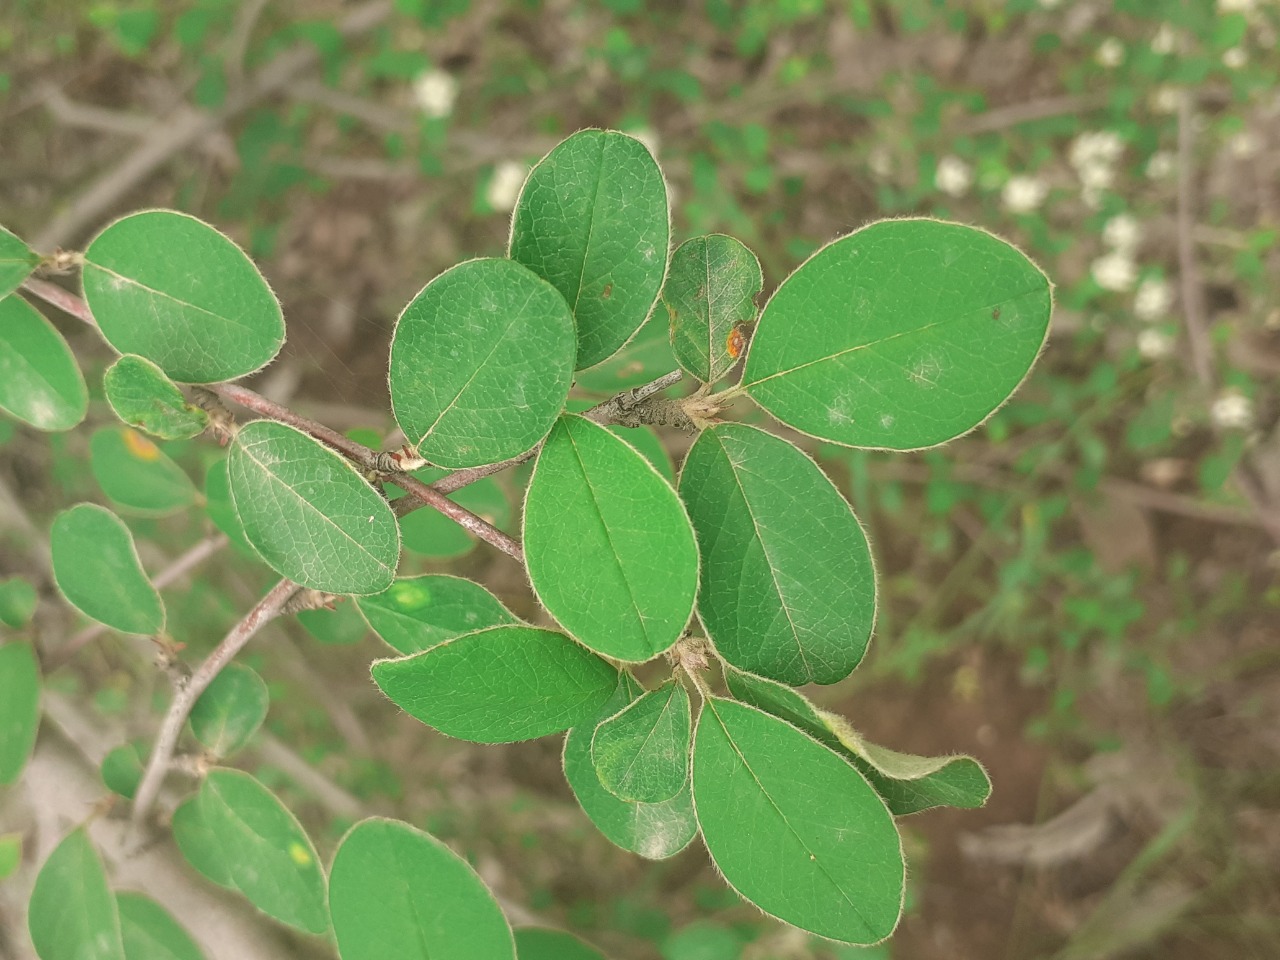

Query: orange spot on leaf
[[122, 429, 162, 462], [726, 326, 746, 359]]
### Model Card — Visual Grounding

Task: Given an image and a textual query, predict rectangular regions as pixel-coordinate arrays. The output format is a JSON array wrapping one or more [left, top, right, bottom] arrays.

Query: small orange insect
[[726, 326, 746, 360]]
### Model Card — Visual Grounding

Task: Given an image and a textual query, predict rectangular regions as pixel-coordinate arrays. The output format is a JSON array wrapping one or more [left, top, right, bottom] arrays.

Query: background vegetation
[[1, 0, 1278, 958]]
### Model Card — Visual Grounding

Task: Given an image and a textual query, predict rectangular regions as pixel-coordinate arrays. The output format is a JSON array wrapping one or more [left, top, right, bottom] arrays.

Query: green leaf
[[692, 698, 904, 944], [356, 574, 517, 655], [51, 503, 165, 635], [389, 257, 575, 468], [0, 832, 21, 881], [741, 218, 1052, 450], [0, 293, 88, 431], [591, 680, 690, 803], [372, 625, 616, 743], [573, 307, 676, 394], [116, 892, 205, 960], [724, 667, 991, 815], [90, 427, 197, 516], [28, 829, 126, 960], [100, 740, 146, 799], [609, 424, 673, 480], [329, 818, 515, 960], [509, 129, 670, 369], [0, 576, 37, 628], [678, 424, 875, 685], [662, 921, 746, 960], [103, 355, 209, 440], [227, 420, 399, 595], [171, 796, 233, 889], [395, 474, 510, 558], [81, 210, 285, 383], [665, 234, 762, 384], [296, 601, 368, 645], [562, 676, 698, 860], [525, 415, 698, 662], [515, 927, 607, 960], [0, 642, 40, 785], [202, 459, 255, 556], [188, 662, 269, 758], [0, 224, 39, 299], [196, 768, 328, 934]]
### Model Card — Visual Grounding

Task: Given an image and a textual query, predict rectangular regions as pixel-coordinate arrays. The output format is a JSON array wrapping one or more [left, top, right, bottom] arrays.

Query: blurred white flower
[[1211, 390, 1254, 431], [1091, 251, 1138, 292], [1151, 24, 1177, 55], [935, 155, 973, 197], [1222, 46, 1248, 69], [1096, 38, 1125, 67], [1001, 175, 1049, 213], [1103, 214, 1142, 251], [868, 146, 893, 179], [411, 69, 458, 120], [1070, 131, 1124, 170], [1133, 277, 1173, 320], [487, 160, 528, 212], [628, 127, 661, 157], [1145, 151, 1175, 178], [1137, 329, 1175, 360], [1229, 131, 1260, 157], [1218, 0, 1256, 12], [1151, 86, 1183, 113]]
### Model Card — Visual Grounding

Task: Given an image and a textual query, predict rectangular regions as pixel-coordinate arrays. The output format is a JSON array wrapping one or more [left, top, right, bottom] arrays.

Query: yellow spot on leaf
[[288, 842, 312, 867], [122, 429, 161, 461]]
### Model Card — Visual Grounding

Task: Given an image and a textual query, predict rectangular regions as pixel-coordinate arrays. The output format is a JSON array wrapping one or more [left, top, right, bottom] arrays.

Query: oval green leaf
[[329, 818, 515, 960], [525, 415, 698, 662], [171, 796, 233, 889], [356, 575, 518, 655], [741, 218, 1052, 450], [297, 600, 369, 645], [591, 681, 690, 803], [509, 129, 670, 370], [692, 698, 905, 945], [724, 666, 991, 815], [573, 307, 676, 394], [371, 625, 616, 743], [28, 829, 125, 960], [562, 676, 698, 860], [514, 927, 607, 960], [203, 459, 255, 557], [90, 427, 197, 516], [104, 355, 209, 440], [0, 642, 40, 785], [51, 503, 164, 635], [678, 423, 875, 685], [395, 474, 511, 558], [0, 576, 38, 628], [0, 833, 21, 881], [389, 257, 575, 468], [101, 740, 146, 799], [0, 293, 88, 431], [82, 210, 285, 383], [196, 768, 328, 934], [665, 234, 762, 384], [227, 420, 399, 595], [0, 224, 39, 299], [188, 662, 269, 758], [117, 892, 205, 960]]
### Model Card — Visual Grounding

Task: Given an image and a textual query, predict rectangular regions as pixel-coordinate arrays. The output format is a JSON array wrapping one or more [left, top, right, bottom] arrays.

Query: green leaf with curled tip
[[195, 768, 328, 934], [388, 257, 575, 469], [81, 210, 285, 383], [524, 415, 698, 663], [356, 574, 518, 655], [692, 698, 904, 945], [562, 675, 698, 860], [117, 892, 205, 960], [665, 234, 762, 384], [329, 818, 515, 960], [724, 666, 991, 815], [100, 740, 146, 799], [0, 642, 40, 786], [51, 503, 164, 635], [514, 927, 607, 960], [678, 423, 875, 685], [0, 224, 39, 299], [510, 129, 670, 370], [90, 427, 197, 516], [188, 662, 269, 758], [103, 355, 208, 440], [591, 680, 690, 803], [227, 420, 399, 595], [28, 829, 125, 960], [741, 218, 1052, 450], [372, 625, 616, 743], [0, 293, 87, 431]]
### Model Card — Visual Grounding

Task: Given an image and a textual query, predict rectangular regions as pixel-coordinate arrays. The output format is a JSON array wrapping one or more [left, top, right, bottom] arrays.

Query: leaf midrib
[[83, 260, 267, 337]]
